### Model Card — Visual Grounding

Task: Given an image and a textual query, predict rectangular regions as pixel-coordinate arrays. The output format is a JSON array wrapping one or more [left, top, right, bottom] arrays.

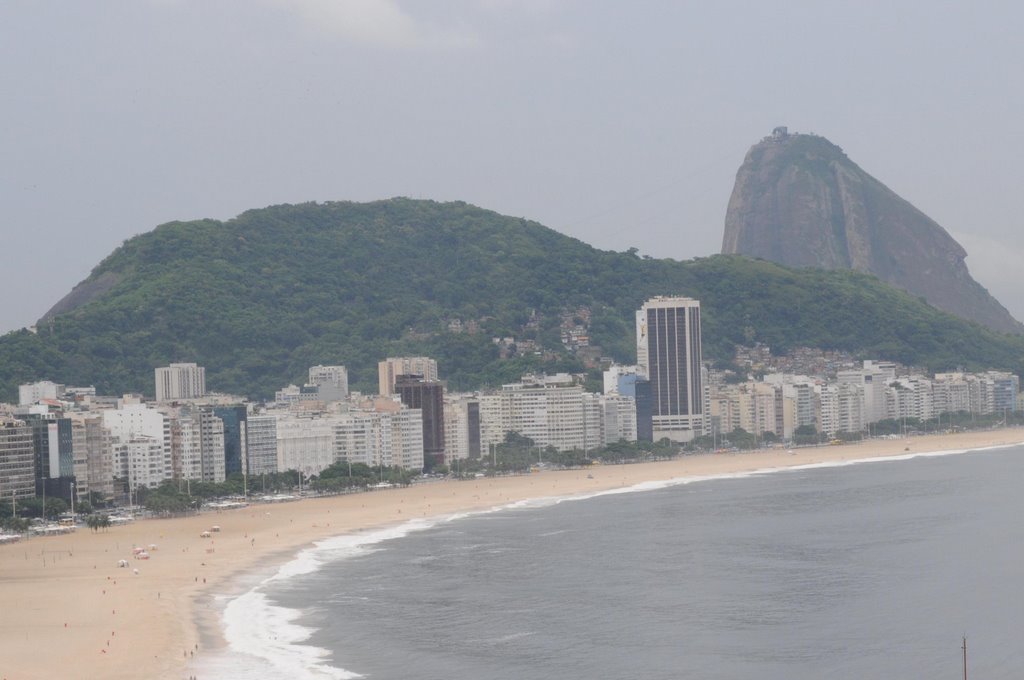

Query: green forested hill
[[1, 198, 1022, 401]]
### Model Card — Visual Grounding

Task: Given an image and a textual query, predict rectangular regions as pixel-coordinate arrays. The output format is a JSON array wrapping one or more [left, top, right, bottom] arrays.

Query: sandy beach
[[2, 428, 1022, 680]]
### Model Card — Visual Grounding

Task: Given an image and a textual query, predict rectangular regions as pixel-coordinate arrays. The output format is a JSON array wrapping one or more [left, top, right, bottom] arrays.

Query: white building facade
[[155, 363, 206, 401]]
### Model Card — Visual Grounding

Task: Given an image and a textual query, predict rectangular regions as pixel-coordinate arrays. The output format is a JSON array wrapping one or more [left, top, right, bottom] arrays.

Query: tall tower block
[[636, 296, 705, 443]]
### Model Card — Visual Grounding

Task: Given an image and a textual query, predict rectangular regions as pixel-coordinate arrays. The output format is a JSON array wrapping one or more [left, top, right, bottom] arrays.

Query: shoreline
[[2, 427, 1023, 679]]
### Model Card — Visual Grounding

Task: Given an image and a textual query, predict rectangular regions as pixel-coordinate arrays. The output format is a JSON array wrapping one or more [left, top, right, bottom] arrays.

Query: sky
[[2, 0, 1023, 334]]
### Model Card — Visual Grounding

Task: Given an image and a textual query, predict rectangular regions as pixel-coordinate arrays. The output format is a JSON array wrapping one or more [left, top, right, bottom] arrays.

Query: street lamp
[[70, 481, 75, 519]]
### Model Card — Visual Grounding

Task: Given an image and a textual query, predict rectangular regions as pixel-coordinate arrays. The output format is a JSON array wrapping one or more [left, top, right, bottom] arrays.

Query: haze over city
[[3, 0, 1023, 332]]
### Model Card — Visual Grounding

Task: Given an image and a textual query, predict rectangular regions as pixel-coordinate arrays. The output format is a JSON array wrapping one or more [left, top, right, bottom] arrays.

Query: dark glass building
[[214, 406, 247, 477], [395, 374, 445, 469], [23, 414, 76, 499]]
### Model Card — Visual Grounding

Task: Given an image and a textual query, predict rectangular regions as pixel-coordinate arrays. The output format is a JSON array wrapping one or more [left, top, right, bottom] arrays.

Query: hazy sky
[[3, 1, 1022, 334]]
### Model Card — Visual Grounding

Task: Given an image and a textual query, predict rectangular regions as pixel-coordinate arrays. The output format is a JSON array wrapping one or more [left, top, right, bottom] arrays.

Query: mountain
[[2, 198, 1023, 401], [721, 128, 1023, 335]]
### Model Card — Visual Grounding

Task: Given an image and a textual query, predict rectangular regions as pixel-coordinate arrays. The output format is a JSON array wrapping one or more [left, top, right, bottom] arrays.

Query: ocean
[[196, 444, 1024, 679]]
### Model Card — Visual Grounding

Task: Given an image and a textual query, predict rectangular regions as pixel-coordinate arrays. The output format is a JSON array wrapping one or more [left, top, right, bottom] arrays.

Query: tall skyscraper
[[395, 374, 445, 469], [154, 363, 206, 401], [636, 296, 705, 442]]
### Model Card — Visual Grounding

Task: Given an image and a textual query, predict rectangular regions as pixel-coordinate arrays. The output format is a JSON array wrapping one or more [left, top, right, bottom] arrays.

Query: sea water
[[197, 444, 1024, 679]]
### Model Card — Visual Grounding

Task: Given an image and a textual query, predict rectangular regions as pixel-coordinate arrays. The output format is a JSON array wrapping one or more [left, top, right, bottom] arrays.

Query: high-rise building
[[333, 403, 425, 471], [154, 363, 206, 401], [214, 406, 247, 476], [114, 436, 168, 493], [103, 399, 173, 489], [80, 415, 115, 499], [636, 296, 705, 442], [199, 410, 226, 483], [443, 394, 482, 461], [23, 414, 76, 500], [378, 357, 438, 396], [0, 420, 36, 503], [246, 414, 279, 476], [395, 375, 445, 468]]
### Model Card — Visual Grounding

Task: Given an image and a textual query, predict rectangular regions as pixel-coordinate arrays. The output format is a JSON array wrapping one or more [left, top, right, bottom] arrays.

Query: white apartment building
[[932, 371, 1019, 416], [819, 382, 864, 437], [155, 363, 206, 401], [103, 399, 170, 449], [171, 412, 202, 481], [0, 420, 35, 502], [932, 373, 972, 415], [115, 436, 170, 492], [18, 380, 64, 406], [443, 394, 479, 462], [838, 366, 889, 424], [71, 414, 115, 498], [199, 410, 226, 483], [155, 404, 226, 483], [885, 376, 934, 422], [709, 382, 780, 439], [760, 374, 819, 439], [246, 414, 279, 475], [599, 394, 638, 444], [276, 414, 337, 476], [102, 399, 173, 489], [478, 375, 607, 453], [477, 392, 513, 449], [738, 383, 778, 438], [70, 420, 90, 499], [333, 405, 424, 471], [708, 393, 740, 437]]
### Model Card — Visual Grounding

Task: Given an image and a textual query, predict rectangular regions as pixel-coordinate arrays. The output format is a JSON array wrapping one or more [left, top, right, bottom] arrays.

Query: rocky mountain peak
[[722, 129, 1021, 334]]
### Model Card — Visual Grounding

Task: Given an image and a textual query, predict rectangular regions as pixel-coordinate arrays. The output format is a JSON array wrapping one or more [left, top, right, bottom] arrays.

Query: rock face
[[722, 129, 1023, 334]]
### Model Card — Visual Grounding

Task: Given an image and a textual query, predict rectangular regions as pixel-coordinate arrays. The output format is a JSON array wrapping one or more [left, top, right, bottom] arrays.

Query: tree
[[726, 427, 757, 450], [1, 515, 29, 533], [46, 498, 68, 519], [793, 424, 820, 446], [18, 497, 43, 518], [85, 513, 112, 532]]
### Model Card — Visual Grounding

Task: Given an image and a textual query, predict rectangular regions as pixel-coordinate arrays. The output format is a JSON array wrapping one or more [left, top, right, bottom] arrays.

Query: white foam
[[209, 514, 477, 678], [208, 439, 1023, 677]]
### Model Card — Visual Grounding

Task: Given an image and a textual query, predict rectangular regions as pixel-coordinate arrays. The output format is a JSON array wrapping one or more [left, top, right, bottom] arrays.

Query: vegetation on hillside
[[1, 198, 1021, 402]]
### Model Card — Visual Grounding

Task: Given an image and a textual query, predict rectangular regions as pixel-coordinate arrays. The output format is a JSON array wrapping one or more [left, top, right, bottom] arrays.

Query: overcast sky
[[2, 0, 1022, 334]]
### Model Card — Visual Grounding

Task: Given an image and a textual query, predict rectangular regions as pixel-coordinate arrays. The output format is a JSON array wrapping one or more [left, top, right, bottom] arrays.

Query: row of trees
[[432, 432, 683, 477], [132, 465, 419, 516]]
